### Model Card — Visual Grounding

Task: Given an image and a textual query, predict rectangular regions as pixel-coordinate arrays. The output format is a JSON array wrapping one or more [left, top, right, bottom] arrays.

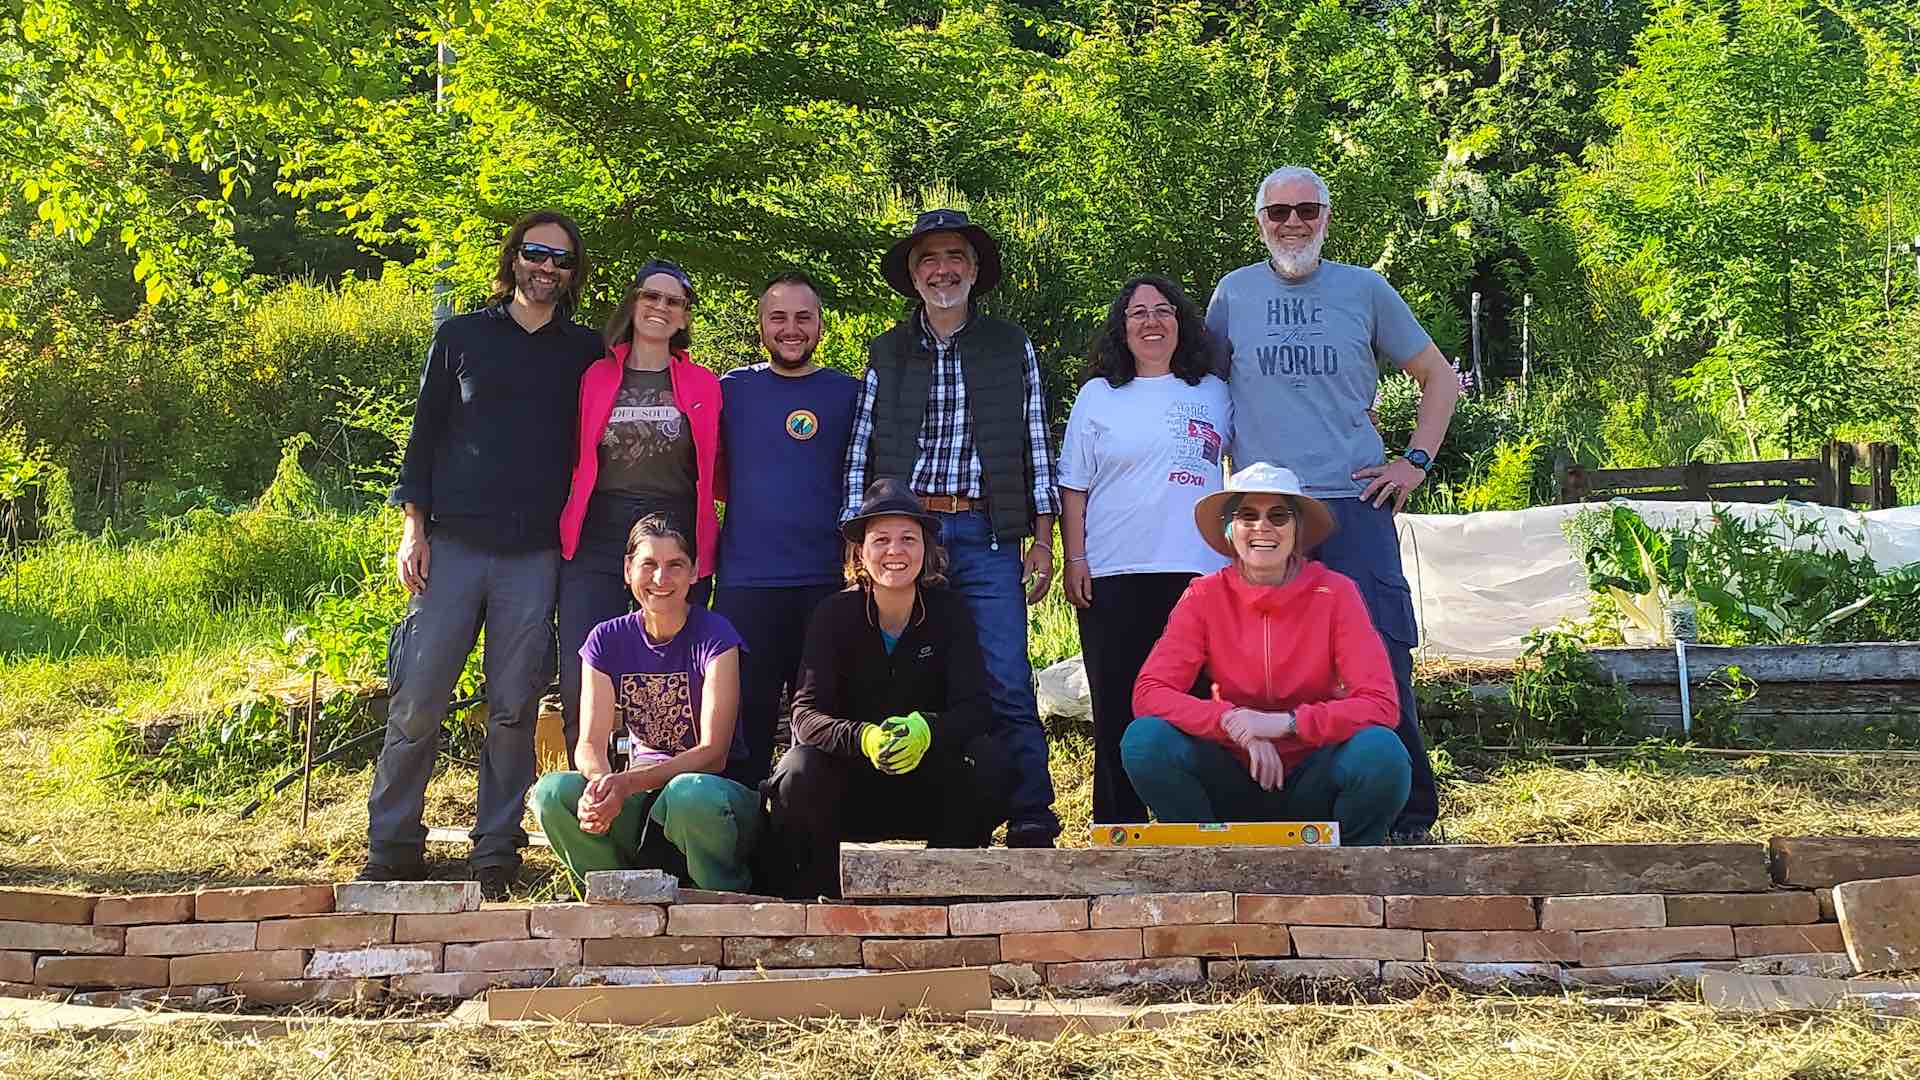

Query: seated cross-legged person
[[1122, 463, 1412, 844], [530, 514, 762, 894], [762, 479, 1015, 899]]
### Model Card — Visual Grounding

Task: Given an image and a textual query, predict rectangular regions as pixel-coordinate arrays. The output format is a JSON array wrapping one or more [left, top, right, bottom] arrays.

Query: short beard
[[514, 263, 567, 305], [1263, 230, 1325, 279], [919, 281, 972, 311], [766, 341, 816, 371]]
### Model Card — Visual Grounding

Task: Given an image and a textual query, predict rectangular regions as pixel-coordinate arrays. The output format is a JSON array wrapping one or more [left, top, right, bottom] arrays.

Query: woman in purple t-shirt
[[530, 515, 762, 893]]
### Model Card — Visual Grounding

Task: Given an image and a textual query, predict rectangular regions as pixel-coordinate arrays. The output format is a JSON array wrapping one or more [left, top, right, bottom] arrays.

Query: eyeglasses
[[1258, 202, 1326, 225], [1231, 506, 1297, 527], [635, 288, 689, 312], [517, 242, 577, 269], [1125, 304, 1177, 322]]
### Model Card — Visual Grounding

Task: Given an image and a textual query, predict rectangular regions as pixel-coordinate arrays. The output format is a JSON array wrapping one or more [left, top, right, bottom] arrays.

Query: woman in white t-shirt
[[1058, 275, 1232, 825]]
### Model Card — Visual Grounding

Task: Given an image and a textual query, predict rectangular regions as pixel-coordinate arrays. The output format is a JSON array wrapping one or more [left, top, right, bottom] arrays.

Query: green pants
[[529, 771, 763, 894]]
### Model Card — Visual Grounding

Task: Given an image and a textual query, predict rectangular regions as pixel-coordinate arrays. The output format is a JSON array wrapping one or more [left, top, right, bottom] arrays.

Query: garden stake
[[302, 671, 317, 830]]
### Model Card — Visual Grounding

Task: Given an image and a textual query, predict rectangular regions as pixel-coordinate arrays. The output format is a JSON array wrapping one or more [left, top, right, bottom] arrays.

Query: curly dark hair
[[488, 210, 590, 314], [1086, 275, 1223, 388]]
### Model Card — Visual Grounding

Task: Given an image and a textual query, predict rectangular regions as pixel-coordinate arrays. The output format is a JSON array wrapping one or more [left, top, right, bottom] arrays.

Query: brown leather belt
[[915, 492, 982, 513]]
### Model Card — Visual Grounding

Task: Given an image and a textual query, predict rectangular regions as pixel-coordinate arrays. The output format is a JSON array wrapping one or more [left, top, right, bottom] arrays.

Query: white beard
[[922, 283, 971, 310], [1264, 230, 1325, 278]]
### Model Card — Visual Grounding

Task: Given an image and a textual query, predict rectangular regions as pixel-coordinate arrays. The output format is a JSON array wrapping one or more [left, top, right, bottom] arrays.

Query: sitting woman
[[1122, 463, 1412, 844], [530, 514, 762, 894], [762, 479, 1014, 899]]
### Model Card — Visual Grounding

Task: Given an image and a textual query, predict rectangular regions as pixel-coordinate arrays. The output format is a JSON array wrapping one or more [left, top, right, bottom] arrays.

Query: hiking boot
[[474, 863, 518, 902], [1005, 823, 1057, 849], [354, 858, 428, 882]]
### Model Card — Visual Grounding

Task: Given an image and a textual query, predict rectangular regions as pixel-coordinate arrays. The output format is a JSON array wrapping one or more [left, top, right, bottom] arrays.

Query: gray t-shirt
[[1206, 259, 1432, 499]]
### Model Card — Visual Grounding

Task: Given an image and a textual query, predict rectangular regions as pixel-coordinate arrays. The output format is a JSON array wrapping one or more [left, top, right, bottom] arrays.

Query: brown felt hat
[[841, 478, 943, 544]]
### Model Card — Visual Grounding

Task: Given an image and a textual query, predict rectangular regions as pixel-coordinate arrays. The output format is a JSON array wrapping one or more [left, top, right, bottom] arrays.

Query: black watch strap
[[1404, 448, 1432, 472]]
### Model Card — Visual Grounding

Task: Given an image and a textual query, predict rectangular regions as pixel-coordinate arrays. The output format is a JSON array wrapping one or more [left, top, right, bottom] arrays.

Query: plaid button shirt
[[843, 309, 1061, 520]]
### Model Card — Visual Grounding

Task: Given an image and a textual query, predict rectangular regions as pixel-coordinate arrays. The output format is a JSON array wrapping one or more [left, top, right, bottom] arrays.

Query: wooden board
[[1769, 837, 1920, 888], [839, 844, 1773, 899], [485, 967, 990, 1026], [1591, 645, 1920, 685]]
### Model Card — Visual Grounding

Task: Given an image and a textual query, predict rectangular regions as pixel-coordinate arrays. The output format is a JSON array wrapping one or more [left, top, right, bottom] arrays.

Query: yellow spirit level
[[1090, 822, 1341, 847]]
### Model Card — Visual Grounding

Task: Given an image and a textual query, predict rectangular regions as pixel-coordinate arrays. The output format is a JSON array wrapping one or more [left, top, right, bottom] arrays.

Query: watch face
[[1406, 449, 1431, 470]]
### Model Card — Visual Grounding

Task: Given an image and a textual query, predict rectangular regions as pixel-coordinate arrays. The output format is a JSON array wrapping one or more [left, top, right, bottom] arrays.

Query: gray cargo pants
[[365, 534, 558, 870]]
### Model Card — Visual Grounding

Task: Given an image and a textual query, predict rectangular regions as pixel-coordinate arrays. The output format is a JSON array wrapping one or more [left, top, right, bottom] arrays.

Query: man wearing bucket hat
[[1122, 463, 1412, 844], [762, 479, 1015, 898], [1204, 165, 1458, 838], [841, 209, 1063, 848]]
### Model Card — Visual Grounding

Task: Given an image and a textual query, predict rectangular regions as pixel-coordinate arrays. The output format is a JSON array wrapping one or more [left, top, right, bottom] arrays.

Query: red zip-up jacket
[[1132, 560, 1398, 770]]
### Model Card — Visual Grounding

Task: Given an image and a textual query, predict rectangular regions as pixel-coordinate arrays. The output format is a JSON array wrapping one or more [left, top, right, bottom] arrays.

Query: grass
[[4, 994, 1920, 1077]]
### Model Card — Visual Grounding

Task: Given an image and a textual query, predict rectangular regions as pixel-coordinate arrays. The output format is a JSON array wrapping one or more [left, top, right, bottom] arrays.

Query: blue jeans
[[1310, 498, 1437, 833], [1119, 718, 1411, 845], [934, 508, 1057, 836]]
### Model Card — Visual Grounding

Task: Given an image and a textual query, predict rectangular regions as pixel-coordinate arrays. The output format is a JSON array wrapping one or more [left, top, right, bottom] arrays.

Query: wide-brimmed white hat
[[1192, 462, 1337, 559]]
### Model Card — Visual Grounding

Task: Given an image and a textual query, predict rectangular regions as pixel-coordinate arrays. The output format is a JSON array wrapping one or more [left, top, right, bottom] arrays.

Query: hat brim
[[841, 509, 945, 546], [1193, 489, 1336, 560], [881, 225, 1003, 298]]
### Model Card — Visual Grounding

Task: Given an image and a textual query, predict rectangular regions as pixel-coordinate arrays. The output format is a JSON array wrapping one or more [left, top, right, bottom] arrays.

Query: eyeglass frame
[[1257, 201, 1327, 225]]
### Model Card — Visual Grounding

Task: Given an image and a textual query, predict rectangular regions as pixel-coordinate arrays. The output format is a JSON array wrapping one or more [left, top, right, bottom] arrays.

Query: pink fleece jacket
[[558, 344, 722, 579], [1132, 560, 1399, 770]]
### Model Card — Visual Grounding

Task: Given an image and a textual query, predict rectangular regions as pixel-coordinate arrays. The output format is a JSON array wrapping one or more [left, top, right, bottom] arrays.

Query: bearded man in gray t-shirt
[[1203, 165, 1461, 838]]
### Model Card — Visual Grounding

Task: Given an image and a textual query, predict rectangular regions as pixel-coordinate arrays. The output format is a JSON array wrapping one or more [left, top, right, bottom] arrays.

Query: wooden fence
[[1557, 441, 1900, 509]]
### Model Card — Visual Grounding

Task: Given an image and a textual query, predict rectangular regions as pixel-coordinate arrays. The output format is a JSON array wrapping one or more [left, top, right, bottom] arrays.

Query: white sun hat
[[1191, 462, 1337, 558]]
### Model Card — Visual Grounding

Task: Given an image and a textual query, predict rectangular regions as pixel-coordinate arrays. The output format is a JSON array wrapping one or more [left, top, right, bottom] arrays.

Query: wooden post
[[1683, 460, 1710, 502], [1869, 443, 1899, 510]]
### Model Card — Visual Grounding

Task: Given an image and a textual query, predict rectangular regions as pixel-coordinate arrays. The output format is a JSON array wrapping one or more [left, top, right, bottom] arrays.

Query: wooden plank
[[1628, 683, 1920, 711], [839, 845, 1773, 900], [1770, 838, 1920, 888], [485, 966, 989, 1026], [1581, 465, 1688, 489], [1592, 645, 1920, 685]]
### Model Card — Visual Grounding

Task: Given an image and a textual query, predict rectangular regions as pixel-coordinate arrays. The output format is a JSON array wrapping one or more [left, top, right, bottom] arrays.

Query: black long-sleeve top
[[789, 585, 991, 760], [388, 304, 603, 552]]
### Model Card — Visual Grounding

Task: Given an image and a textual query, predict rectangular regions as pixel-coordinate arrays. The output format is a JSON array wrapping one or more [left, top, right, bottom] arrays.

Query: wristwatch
[[1403, 448, 1432, 472]]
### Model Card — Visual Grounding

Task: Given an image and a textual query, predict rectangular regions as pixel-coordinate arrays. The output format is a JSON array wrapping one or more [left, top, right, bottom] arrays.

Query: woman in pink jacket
[[1123, 462, 1411, 844], [556, 260, 726, 770]]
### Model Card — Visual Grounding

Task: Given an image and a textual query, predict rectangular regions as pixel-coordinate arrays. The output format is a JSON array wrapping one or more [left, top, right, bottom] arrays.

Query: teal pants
[[1119, 718, 1411, 845], [529, 771, 763, 894]]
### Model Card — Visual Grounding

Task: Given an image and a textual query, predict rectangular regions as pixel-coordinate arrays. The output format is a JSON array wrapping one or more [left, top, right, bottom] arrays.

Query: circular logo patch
[[785, 409, 819, 441]]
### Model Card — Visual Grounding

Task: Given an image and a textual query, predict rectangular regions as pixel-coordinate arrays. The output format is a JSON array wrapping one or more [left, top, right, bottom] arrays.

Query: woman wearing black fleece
[[760, 479, 1015, 899]]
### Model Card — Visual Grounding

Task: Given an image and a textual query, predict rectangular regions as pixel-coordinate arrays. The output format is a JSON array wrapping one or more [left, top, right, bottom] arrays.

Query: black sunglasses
[[518, 242, 577, 270], [1259, 201, 1326, 224], [1231, 505, 1298, 527]]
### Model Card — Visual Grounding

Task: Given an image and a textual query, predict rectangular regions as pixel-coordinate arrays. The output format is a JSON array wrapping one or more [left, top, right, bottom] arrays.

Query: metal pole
[[431, 39, 456, 330], [302, 671, 318, 830], [1911, 235, 1919, 294], [1520, 293, 1532, 396], [1470, 292, 1482, 395]]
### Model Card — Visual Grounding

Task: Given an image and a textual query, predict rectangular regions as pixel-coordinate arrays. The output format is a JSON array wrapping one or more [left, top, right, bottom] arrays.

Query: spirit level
[[1089, 821, 1341, 847]]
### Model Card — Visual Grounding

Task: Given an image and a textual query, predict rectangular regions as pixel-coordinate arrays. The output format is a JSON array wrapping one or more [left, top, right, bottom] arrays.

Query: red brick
[[170, 950, 306, 985], [34, 956, 170, 989], [393, 909, 528, 944], [722, 936, 864, 968], [1289, 927, 1424, 961], [306, 945, 441, 978], [1383, 961, 1564, 988], [232, 979, 384, 1006], [582, 937, 722, 966], [665, 903, 805, 937], [1046, 958, 1203, 990], [0, 889, 96, 925], [0, 921, 123, 954], [1539, 895, 1665, 932], [861, 937, 1002, 971], [1210, 959, 1381, 982], [1142, 924, 1292, 959], [1386, 896, 1536, 931], [93, 894, 195, 926], [804, 904, 949, 937], [1734, 923, 1846, 957], [999, 929, 1142, 963], [443, 938, 581, 972], [1578, 926, 1736, 967], [125, 921, 256, 956], [1235, 895, 1383, 927], [1562, 962, 1739, 987], [390, 969, 556, 998], [558, 965, 717, 986], [0, 982, 65, 1001], [1664, 892, 1819, 927], [258, 914, 395, 950], [1090, 893, 1233, 929], [1424, 931, 1579, 964], [195, 885, 334, 922], [949, 899, 1088, 935], [0, 952, 31, 983], [530, 903, 663, 939], [335, 881, 480, 915]]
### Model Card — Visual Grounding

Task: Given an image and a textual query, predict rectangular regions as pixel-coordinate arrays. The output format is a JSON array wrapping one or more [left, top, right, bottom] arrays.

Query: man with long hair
[[367, 210, 604, 898]]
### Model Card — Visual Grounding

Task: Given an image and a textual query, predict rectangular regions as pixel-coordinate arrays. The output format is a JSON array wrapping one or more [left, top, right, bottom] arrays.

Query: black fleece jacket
[[788, 585, 990, 759]]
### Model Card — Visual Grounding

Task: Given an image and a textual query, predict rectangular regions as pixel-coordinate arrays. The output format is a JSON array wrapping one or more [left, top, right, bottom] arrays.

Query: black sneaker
[[1005, 823, 1057, 849], [1389, 826, 1435, 845], [474, 863, 518, 902], [354, 858, 427, 882]]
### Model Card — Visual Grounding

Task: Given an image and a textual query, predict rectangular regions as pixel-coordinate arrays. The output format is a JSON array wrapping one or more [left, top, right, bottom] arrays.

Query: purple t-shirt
[[580, 607, 745, 767]]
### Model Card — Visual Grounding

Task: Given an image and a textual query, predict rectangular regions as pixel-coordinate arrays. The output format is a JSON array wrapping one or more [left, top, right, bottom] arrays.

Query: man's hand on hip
[[1353, 457, 1427, 514]]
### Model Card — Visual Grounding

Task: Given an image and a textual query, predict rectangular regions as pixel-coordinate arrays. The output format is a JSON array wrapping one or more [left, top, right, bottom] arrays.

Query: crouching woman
[[530, 514, 762, 893], [762, 479, 1014, 899], [1122, 463, 1412, 844]]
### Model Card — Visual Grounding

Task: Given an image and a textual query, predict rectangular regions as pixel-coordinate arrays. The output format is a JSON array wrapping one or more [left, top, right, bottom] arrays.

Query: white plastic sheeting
[[1400, 501, 1920, 660]]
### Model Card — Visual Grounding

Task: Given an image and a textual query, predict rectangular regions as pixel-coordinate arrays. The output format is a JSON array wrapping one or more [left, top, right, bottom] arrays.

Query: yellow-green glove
[[859, 723, 897, 773], [880, 712, 932, 774]]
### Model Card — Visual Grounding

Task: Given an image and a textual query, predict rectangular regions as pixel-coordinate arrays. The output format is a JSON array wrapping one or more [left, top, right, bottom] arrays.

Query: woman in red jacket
[[556, 261, 725, 769], [1123, 462, 1411, 844]]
